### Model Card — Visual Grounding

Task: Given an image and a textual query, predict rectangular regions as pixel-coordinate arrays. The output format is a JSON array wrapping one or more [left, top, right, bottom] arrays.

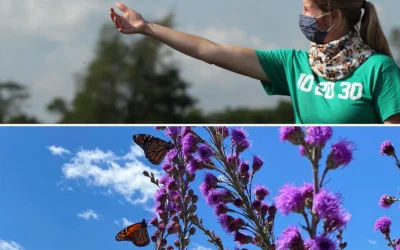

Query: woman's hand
[[109, 2, 147, 34]]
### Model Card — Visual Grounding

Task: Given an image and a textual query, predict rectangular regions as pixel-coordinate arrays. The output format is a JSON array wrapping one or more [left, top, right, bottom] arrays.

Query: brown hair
[[312, 0, 394, 59]]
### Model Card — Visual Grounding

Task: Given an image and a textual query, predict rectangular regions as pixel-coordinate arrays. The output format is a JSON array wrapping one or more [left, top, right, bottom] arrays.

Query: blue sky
[[1, 0, 399, 122], [1, 126, 400, 250]]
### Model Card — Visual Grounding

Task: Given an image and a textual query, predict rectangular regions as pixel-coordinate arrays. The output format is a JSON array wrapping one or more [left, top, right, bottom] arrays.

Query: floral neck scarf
[[308, 30, 374, 81]]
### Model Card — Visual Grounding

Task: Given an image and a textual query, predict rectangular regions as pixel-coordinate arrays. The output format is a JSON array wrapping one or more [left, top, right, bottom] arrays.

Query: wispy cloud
[[50, 144, 161, 204], [114, 218, 134, 227], [77, 209, 99, 221], [368, 240, 377, 245], [0, 240, 24, 250], [47, 145, 70, 157], [191, 243, 212, 250]]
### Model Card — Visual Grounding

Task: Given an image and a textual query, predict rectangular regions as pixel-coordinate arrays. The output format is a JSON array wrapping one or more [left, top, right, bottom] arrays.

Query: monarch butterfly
[[132, 134, 173, 165], [115, 219, 150, 247]]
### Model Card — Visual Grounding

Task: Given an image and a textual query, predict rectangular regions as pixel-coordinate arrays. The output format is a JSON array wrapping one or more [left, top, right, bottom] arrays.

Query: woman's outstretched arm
[[110, 2, 270, 82]]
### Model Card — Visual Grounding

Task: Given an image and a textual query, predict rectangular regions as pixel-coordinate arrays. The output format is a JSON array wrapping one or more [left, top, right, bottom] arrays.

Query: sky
[[1, 0, 399, 122], [1, 126, 400, 250]]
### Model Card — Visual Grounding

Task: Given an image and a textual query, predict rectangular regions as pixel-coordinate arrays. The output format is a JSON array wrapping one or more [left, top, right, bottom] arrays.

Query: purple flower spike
[[231, 127, 248, 144], [252, 155, 264, 172], [279, 126, 304, 145], [374, 217, 392, 235], [380, 140, 395, 156], [327, 139, 356, 169], [275, 184, 305, 215], [305, 126, 333, 147], [276, 226, 304, 250]]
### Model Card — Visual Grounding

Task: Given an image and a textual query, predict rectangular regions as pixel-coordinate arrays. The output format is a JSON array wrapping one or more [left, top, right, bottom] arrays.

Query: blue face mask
[[299, 13, 337, 44]]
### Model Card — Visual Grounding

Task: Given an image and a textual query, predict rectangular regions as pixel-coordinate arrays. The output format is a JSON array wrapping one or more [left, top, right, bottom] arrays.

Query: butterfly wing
[[132, 134, 172, 165], [115, 220, 150, 247]]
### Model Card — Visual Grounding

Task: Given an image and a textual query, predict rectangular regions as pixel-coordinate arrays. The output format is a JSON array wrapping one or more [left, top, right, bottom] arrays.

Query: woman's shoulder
[[365, 52, 399, 71]]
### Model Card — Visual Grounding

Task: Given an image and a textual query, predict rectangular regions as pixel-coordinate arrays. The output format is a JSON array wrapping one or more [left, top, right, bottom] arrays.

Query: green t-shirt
[[255, 49, 400, 124]]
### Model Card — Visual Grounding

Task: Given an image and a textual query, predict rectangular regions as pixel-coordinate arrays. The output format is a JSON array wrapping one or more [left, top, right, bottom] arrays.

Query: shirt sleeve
[[254, 49, 293, 96], [375, 64, 400, 122]]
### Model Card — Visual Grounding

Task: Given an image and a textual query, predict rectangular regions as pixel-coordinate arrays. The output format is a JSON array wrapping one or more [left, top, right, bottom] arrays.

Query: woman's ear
[[331, 9, 343, 27]]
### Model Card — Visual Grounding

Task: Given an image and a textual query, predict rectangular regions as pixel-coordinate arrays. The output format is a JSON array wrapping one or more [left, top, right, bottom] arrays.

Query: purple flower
[[214, 202, 229, 216], [313, 190, 350, 231], [217, 126, 230, 139], [326, 139, 356, 169], [182, 133, 197, 156], [275, 184, 305, 215], [260, 202, 269, 216], [380, 140, 395, 156], [254, 185, 270, 201], [166, 148, 178, 163], [197, 144, 213, 162], [231, 127, 248, 144], [227, 153, 240, 167], [276, 225, 304, 250], [379, 195, 396, 209], [238, 161, 250, 174], [236, 139, 251, 153], [160, 175, 173, 186], [206, 189, 224, 206], [162, 163, 173, 172], [154, 188, 167, 203], [374, 217, 392, 234], [304, 236, 336, 250], [252, 155, 264, 172], [279, 126, 304, 145], [325, 212, 351, 233], [199, 173, 218, 197], [218, 214, 235, 233], [169, 190, 180, 202], [186, 158, 199, 174], [305, 126, 333, 147], [252, 200, 262, 210], [165, 127, 180, 139], [179, 126, 192, 137], [234, 231, 252, 245], [300, 183, 314, 200]]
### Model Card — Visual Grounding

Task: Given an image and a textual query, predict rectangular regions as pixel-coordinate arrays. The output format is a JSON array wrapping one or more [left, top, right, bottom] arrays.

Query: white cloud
[[114, 217, 136, 227], [0, 240, 23, 250], [368, 240, 377, 245], [47, 145, 71, 156], [52, 144, 161, 204], [0, 0, 106, 42], [191, 243, 212, 250], [77, 209, 99, 221]]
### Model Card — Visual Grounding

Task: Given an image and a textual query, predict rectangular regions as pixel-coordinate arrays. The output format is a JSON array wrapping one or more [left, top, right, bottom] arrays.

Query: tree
[[0, 81, 40, 123], [184, 100, 295, 123], [47, 14, 196, 123]]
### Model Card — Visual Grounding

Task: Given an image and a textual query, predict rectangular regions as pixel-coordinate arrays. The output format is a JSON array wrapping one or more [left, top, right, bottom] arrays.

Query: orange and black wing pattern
[[132, 134, 173, 165], [115, 219, 150, 247]]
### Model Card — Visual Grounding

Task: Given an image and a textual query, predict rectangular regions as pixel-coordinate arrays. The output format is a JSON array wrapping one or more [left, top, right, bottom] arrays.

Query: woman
[[109, 0, 400, 124]]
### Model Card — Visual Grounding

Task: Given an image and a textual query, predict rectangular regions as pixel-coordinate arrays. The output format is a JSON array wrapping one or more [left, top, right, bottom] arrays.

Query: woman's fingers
[[116, 2, 128, 12]]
